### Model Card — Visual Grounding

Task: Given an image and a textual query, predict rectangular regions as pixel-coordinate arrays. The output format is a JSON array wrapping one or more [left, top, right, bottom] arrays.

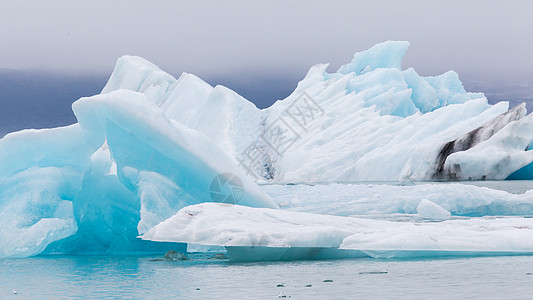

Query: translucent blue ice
[[2, 41, 533, 258]]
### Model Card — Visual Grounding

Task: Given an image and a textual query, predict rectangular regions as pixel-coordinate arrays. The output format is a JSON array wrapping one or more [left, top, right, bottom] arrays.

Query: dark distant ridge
[[0, 70, 107, 137], [0, 69, 531, 138]]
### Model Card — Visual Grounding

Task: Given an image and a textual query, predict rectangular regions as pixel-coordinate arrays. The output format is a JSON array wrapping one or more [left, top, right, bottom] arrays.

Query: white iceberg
[[99, 42, 533, 182], [142, 203, 533, 261]]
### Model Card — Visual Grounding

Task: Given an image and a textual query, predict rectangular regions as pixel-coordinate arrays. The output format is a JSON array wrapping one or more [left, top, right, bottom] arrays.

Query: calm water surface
[[1, 254, 533, 299]]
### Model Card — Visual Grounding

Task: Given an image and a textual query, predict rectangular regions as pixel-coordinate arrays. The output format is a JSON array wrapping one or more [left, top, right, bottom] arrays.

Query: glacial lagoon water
[[2, 181, 533, 299], [2, 254, 533, 299]]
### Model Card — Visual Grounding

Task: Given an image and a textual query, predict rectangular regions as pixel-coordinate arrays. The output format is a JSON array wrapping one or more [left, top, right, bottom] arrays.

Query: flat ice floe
[[262, 183, 533, 220], [142, 202, 533, 261], [143, 182, 533, 261]]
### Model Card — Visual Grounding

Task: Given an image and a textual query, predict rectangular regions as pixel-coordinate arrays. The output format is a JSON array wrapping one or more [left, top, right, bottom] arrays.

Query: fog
[[1, 0, 532, 135]]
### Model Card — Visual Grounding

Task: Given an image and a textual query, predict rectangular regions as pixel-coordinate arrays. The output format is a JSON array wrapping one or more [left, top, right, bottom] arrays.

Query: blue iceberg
[[2, 41, 533, 258], [0, 85, 275, 258]]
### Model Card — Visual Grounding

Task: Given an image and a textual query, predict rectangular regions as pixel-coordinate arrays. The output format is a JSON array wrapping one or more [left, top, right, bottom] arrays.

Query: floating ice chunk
[[142, 203, 533, 261], [341, 217, 533, 258], [262, 183, 533, 219], [53, 89, 276, 253], [416, 199, 451, 220], [141, 203, 360, 248]]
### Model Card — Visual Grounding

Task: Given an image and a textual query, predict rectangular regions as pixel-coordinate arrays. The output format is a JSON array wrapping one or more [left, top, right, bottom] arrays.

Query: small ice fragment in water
[[211, 253, 229, 259], [359, 269, 388, 274], [323, 279, 333, 282], [164, 250, 189, 261], [417, 199, 451, 220], [400, 178, 414, 186], [276, 284, 285, 287], [149, 258, 164, 261]]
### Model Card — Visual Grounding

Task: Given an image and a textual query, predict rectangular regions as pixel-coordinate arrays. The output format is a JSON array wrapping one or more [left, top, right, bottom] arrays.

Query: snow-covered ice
[[262, 183, 533, 219], [142, 203, 533, 261], [143, 182, 533, 261]]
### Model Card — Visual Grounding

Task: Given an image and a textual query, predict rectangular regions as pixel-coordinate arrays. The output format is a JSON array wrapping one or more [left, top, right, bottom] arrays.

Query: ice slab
[[263, 183, 533, 219], [142, 203, 533, 261]]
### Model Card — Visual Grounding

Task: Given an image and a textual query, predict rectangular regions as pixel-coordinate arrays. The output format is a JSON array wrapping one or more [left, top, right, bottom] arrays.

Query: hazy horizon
[[1, 64, 532, 138], [1, 0, 532, 136], [1, 1, 532, 78]]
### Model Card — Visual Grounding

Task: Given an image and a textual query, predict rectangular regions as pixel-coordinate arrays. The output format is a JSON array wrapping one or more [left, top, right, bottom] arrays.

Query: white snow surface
[[143, 182, 533, 260], [142, 202, 533, 259], [262, 183, 533, 219]]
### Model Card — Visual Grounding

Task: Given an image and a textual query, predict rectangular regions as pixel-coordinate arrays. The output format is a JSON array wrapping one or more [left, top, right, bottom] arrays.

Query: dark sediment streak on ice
[[430, 103, 527, 180]]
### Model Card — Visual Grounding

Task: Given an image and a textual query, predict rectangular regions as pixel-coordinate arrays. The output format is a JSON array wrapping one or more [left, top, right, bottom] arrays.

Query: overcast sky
[[1, 0, 533, 95]]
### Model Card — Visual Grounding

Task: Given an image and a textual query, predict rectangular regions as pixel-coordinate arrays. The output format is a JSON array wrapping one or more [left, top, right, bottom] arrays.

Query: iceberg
[[2, 40, 533, 258], [97, 42, 533, 183], [142, 203, 533, 261], [81, 41, 533, 184], [0, 85, 275, 258]]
